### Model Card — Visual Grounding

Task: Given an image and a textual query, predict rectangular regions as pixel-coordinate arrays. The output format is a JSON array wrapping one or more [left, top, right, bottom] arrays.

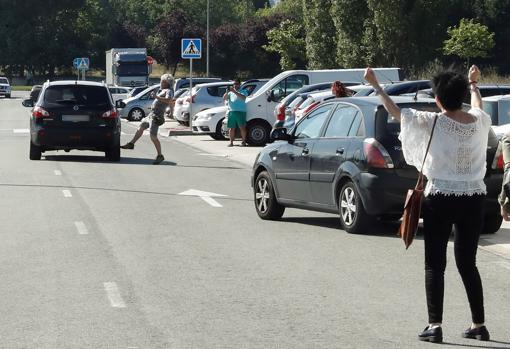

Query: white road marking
[[178, 189, 227, 208], [13, 128, 29, 133], [197, 153, 228, 157], [74, 221, 89, 235], [103, 282, 126, 308], [62, 190, 72, 197], [54, 170, 62, 176]]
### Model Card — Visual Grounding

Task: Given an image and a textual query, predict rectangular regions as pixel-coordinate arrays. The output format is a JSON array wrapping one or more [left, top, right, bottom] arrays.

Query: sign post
[[181, 39, 202, 131]]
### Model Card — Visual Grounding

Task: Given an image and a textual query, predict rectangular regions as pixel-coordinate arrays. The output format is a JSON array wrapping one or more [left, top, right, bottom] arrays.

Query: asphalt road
[[1, 92, 510, 348]]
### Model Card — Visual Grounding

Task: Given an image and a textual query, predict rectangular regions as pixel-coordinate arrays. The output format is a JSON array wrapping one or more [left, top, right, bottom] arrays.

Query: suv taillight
[[492, 141, 504, 170], [185, 95, 196, 103], [276, 104, 285, 121], [32, 106, 50, 118], [302, 101, 319, 114], [102, 108, 118, 118], [363, 138, 394, 169]]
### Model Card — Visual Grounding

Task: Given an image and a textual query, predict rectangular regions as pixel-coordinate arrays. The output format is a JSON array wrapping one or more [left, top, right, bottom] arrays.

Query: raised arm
[[468, 65, 482, 109], [364, 68, 401, 121]]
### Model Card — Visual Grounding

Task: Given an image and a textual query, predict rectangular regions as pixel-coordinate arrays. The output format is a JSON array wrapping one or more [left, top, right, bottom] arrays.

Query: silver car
[[118, 84, 159, 121]]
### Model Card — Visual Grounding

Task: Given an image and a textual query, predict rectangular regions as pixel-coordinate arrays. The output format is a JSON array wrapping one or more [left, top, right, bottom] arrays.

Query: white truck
[[241, 68, 402, 145], [105, 48, 152, 87]]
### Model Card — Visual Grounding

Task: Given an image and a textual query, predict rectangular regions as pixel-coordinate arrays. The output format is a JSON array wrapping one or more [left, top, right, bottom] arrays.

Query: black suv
[[252, 96, 503, 234], [22, 81, 121, 161]]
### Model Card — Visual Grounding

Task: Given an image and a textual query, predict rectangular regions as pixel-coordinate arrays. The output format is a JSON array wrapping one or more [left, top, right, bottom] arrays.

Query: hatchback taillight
[[32, 106, 50, 118], [302, 101, 319, 114], [492, 142, 504, 170], [102, 108, 118, 118], [276, 104, 285, 121], [363, 138, 394, 169]]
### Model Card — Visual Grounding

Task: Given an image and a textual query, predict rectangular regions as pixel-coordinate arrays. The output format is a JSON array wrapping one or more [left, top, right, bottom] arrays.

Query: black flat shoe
[[462, 326, 490, 341], [418, 326, 443, 343]]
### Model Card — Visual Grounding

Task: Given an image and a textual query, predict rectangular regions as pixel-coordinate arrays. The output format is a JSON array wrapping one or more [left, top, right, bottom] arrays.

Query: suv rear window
[[44, 85, 110, 106], [0, 78, 8, 84]]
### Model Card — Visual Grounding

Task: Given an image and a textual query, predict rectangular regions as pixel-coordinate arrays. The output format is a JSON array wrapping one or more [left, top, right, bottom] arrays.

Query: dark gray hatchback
[[252, 96, 503, 234], [23, 81, 121, 161]]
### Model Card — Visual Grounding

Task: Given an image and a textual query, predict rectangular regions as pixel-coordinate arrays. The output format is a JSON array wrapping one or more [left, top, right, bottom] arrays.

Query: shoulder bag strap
[[416, 114, 439, 189]]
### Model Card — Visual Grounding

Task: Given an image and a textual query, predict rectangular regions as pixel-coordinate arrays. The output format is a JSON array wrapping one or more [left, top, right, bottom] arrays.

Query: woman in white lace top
[[365, 66, 491, 343]]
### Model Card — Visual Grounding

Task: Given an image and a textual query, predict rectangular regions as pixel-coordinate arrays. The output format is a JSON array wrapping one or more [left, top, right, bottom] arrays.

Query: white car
[[108, 86, 132, 102], [172, 90, 190, 124], [294, 91, 334, 122], [192, 79, 270, 139], [174, 81, 234, 125], [0, 76, 12, 98]]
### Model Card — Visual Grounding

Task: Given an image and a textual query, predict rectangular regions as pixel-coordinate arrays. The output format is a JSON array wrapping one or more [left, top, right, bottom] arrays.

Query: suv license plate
[[62, 115, 89, 122]]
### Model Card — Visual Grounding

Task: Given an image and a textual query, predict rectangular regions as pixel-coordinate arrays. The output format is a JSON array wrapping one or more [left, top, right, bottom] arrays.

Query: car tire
[[481, 213, 502, 234], [254, 171, 285, 220], [29, 141, 42, 160], [338, 181, 372, 234], [105, 145, 121, 162], [6, 94, 11, 98], [128, 108, 145, 121], [247, 121, 270, 146], [209, 119, 226, 140]]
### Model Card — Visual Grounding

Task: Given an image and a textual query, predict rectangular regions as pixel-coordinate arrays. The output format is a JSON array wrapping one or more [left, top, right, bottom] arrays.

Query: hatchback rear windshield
[[0, 78, 8, 84], [44, 85, 110, 106], [376, 102, 440, 139]]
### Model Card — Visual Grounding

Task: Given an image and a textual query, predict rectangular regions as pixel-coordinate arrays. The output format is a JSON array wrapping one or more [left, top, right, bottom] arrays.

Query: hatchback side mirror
[[267, 90, 275, 102], [115, 100, 126, 109], [270, 127, 291, 141], [22, 99, 34, 108]]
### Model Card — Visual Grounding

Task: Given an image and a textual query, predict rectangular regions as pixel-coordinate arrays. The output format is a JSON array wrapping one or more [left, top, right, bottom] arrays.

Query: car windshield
[[44, 85, 110, 106], [0, 78, 8, 84]]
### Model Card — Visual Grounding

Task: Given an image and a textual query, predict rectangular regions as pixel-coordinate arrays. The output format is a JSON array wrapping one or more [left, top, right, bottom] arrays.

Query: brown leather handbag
[[398, 115, 438, 249]]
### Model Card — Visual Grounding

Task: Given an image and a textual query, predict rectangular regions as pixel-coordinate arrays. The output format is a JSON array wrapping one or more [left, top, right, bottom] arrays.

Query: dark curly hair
[[431, 71, 468, 111]]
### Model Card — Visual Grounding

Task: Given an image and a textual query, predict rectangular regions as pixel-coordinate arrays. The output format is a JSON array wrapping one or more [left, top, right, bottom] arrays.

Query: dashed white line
[[54, 170, 62, 176], [13, 128, 29, 133], [62, 190, 72, 197], [103, 282, 126, 308], [74, 221, 89, 235]]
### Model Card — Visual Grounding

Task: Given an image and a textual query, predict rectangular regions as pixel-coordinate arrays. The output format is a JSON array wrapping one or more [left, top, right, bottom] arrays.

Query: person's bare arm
[[364, 68, 401, 121], [231, 88, 247, 100], [468, 65, 482, 109]]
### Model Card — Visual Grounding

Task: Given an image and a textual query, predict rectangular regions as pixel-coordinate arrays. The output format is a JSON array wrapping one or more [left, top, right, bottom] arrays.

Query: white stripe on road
[[74, 221, 89, 235], [13, 128, 29, 133], [54, 170, 62, 176], [62, 190, 72, 197], [197, 153, 229, 157], [201, 196, 222, 207], [103, 282, 126, 308]]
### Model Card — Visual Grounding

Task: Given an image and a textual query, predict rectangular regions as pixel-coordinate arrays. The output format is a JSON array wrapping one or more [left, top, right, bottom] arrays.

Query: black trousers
[[422, 193, 486, 324]]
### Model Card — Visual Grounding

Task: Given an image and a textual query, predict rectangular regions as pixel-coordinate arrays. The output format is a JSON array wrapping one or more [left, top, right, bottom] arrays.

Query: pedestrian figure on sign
[[365, 65, 491, 343], [121, 74, 175, 164], [224, 78, 249, 147]]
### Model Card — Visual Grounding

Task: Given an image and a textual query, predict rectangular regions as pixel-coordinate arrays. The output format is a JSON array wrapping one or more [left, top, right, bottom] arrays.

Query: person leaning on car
[[499, 132, 510, 220], [223, 78, 249, 147]]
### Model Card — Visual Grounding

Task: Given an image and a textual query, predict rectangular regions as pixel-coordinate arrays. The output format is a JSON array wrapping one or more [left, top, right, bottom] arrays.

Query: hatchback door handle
[[302, 148, 309, 155], [336, 148, 345, 155]]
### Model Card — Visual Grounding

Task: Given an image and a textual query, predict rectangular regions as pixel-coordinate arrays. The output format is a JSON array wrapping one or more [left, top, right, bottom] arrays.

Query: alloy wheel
[[255, 177, 270, 213], [340, 186, 357, 226]]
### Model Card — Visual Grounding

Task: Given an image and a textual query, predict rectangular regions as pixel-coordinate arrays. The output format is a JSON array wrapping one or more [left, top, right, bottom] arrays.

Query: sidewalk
[[159, 118, 261, 168]]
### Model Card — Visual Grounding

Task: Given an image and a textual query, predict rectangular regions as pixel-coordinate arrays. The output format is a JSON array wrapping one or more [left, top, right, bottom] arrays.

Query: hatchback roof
[[324, 95, 436, 107], [44, 80, 106, 87]]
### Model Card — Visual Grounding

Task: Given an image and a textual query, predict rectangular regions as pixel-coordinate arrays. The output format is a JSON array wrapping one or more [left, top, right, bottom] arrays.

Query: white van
[[243, 68, 402, 145]]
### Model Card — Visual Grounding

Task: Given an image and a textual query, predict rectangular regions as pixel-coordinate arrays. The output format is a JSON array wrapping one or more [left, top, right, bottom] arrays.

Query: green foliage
[[443, 18, 495, 63], [303, 0, 336, 69], [263, 20, 306, 70]]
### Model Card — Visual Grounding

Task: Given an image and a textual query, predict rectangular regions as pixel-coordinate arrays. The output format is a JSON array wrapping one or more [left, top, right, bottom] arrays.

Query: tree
[[303, 0, 336, 69], [443, 18, 495, 66], [263, 19, 306, 70]]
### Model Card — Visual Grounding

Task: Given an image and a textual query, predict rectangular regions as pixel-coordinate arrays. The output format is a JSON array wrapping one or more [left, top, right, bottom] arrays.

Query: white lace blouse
[[398, 107, 492, 196]]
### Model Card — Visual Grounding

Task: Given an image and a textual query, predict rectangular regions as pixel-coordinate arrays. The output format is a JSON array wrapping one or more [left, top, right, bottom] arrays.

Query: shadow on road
[[442, 339, 510, 349]]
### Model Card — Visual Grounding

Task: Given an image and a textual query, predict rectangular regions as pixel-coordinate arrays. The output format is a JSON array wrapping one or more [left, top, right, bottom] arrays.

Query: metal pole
[[206, 0, 210, 77], [189, 59, 193, 131]]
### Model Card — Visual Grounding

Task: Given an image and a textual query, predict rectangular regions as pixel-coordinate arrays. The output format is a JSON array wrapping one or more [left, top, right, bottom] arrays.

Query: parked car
[[118, 84, 160, 121], [175, 81, 234, 125], [0, 76, 11, 98], [29, 85, 43, 102], [418, 85, 510, 104], [174, 77, 223, 91], [353, 80, 431, 97], [172, 89, 190, 125], [251, 96, 503, 234], [22, 80, 121, 161], [108, 86, 132, 102], [165, 87, 189, 120], [293, 91, 335, 123], [126, 85, 149, 98], [192, 79, 269, 140]]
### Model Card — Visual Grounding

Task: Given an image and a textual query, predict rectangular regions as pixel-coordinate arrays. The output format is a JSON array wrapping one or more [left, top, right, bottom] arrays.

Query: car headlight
[[197, 113, 215, 121]]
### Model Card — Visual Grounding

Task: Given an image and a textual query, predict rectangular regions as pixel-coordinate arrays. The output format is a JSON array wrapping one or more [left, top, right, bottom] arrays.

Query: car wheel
[[105, 145, 121, 162], [338, 181, 371, 234], [6, 94, 11, 98], [254, 171, 285, 220], [247, 121, 270, 146], [29, 141, 41, 160], [128, 108, 144, 121], [481, 213, 502, 234], [210, 119, 226, 140]]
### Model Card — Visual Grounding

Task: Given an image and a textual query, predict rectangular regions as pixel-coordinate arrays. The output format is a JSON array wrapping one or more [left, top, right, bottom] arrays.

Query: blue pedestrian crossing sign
[[73, 57, 90, 70], [181, 39, 202, 59]]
